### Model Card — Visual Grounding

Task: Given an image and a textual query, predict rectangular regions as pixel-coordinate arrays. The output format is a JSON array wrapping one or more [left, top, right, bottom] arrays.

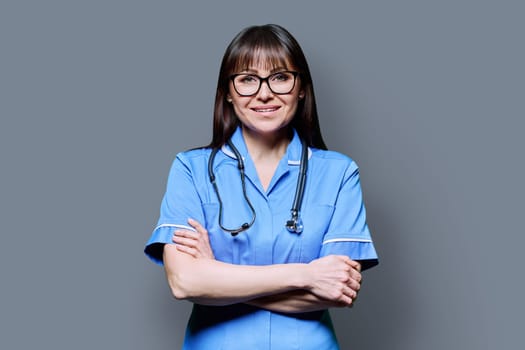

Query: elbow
[[166, 271, 195, 300], [169, 284, 189, 300], [163, 246, 210, 301]]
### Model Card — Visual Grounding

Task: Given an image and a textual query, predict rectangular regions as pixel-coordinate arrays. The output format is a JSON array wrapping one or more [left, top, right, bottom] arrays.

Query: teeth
[[255, 108, 277, 112]]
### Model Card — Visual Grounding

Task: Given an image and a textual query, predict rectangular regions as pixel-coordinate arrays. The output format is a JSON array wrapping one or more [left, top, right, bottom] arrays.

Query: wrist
[[292, 263, 310, 290]]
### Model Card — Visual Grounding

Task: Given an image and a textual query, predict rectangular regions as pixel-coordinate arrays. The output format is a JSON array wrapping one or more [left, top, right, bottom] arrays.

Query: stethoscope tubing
[[286, 140, 308, 233], [208, 138, 307, 236]]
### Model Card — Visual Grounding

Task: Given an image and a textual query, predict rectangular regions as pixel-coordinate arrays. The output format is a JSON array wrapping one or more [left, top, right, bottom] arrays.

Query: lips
[[251, 106, 281, 113]]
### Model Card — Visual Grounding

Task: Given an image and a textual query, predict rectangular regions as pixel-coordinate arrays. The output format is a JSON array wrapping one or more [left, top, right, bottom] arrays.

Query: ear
[[226, 95, 232, 103]]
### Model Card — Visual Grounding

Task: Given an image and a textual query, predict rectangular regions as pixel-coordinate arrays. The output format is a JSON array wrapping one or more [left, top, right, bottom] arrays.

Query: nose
[[257, 80, 273, 100]]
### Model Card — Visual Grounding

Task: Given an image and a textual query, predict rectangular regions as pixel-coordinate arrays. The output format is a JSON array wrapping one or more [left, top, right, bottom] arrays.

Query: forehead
[[230, 46, 294, 73]]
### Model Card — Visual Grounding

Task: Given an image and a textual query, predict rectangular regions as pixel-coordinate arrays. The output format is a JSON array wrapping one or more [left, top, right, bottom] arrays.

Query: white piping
[[153, 223, 196, 232], [221, 144, 244, 160], [221, 144, 312, 165], [322, 238, 373, 244], [287, 148, 313, 165]]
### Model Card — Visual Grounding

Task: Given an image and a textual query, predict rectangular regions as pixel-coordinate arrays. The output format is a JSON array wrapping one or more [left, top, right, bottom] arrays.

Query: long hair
[[208, 24, 327, 150]]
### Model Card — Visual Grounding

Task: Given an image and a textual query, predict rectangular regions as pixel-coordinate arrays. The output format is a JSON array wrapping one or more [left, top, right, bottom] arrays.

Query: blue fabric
[[145, 127, 378, 349]]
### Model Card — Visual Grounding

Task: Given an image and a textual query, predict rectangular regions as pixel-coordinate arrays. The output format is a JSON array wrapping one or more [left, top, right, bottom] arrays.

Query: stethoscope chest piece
[[286, 214, 303, 234]]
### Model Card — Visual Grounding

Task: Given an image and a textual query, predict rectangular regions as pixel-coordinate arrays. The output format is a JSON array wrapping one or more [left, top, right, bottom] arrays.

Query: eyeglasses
[[230, 71, 299, 97]]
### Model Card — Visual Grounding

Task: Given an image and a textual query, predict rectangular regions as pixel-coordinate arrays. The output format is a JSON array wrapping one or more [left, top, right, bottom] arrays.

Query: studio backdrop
[[1, 1, 523, 349]]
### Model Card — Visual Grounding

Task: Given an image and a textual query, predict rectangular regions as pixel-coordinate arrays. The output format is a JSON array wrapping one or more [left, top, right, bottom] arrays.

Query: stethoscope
[[208, 139, 308, 236]]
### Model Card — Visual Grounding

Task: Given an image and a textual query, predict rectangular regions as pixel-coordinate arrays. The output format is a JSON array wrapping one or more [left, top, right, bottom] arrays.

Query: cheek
[[231, 100, 253, 123], [285, 98, 300, 114], [231, 100, 248, 114]]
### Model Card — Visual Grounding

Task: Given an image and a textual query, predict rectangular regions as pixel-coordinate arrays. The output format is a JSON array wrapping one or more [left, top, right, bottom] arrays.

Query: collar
[[220, 127, 312, 165]]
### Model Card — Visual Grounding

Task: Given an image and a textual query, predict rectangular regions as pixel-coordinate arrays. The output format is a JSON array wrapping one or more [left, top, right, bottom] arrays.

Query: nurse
[[145, 24, 378, 349]]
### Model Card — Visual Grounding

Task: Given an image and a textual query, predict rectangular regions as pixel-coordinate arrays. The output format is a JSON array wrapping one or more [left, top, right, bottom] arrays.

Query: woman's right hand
[[305, 255, 362, 306], [172, 218, 215, 259]]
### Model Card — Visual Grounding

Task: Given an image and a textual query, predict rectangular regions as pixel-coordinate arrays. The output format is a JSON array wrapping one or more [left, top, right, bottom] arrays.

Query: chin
[[245, 123, 290, 136]]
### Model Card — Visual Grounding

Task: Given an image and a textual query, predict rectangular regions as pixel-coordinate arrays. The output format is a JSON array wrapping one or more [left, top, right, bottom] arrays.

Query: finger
[[330, 283, 357, 303], [350, 269, 362, 284], [341, 296, 353, 307], [335, 255, 352, 264], [172, 235, 198, 248], [348, 291, 359, 307], [175, 244, 198, 258], [174, 229, 200, 240], [340, 256, 363, 274], [346, 258, 361, 270], [347, 294, 358, 308], [347, 278, 361, 292], [338, 284, 359, 307], [344, 264, 361, 282], [345, 283, 359, 298], [340, 285, 357, 306], [187, 218, 207, 234], [188, 218, 212, 244], [329, 289, 353, 307]]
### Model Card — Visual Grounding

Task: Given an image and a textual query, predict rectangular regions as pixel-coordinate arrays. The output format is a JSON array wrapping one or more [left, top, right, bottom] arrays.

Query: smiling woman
[[144, 24, 378, 350]]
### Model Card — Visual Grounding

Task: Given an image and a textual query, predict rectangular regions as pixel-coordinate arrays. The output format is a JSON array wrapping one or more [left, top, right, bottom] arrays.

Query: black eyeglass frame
[[229, 71, 299, 97]]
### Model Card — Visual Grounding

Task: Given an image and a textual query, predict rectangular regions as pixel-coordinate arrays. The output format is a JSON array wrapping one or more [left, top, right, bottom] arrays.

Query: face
[[227, 64, 304, 140]]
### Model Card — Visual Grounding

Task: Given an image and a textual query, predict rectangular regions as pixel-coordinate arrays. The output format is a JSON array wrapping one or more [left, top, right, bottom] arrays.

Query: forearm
[[246, 290, 347, 313], [163, 244, 307, 305]]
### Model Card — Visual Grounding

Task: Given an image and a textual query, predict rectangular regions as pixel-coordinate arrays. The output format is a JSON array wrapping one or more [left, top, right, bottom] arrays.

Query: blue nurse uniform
[[145, 127, 378, 349]]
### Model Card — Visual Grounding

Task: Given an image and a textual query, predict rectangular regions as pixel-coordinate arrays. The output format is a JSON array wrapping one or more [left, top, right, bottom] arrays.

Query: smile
[[252, 106, 280, 113]]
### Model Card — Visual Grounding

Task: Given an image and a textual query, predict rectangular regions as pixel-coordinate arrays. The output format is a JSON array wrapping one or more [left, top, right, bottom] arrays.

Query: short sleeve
[[144, 153, 206, 265], [319, 161, 379, 271]]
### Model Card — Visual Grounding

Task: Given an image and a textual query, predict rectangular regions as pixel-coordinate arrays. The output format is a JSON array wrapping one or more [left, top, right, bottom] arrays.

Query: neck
[[241, 127, 292, 162]]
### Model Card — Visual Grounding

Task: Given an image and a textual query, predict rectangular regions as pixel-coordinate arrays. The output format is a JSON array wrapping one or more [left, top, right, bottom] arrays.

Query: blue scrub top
[[145, 127, 378, 350]]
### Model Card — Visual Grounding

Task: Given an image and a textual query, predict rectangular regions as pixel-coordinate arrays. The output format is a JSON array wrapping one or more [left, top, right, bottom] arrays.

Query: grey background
[[1, 1, 523, 349]]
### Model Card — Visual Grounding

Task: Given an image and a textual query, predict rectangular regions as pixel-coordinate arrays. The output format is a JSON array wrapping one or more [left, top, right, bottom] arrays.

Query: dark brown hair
[[208, 24, 327, 150]]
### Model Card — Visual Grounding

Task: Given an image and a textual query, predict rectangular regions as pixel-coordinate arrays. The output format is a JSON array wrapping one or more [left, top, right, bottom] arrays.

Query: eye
[[237, 74, 258, 84], [270, 72, 291, 82]]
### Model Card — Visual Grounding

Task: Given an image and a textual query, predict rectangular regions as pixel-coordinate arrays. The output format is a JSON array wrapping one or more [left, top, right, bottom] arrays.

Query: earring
[[226, 98, 232, 103]]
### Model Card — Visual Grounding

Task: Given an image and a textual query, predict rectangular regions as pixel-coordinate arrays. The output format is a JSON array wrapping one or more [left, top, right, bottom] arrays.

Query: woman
[[145, 24, 378, 349]]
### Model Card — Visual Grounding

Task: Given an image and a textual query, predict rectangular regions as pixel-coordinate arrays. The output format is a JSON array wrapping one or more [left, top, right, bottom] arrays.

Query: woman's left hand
[[172, 218, 215, 259]]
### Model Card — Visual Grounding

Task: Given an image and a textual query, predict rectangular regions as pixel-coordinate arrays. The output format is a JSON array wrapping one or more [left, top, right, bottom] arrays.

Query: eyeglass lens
[[232, 71, 296, 96]]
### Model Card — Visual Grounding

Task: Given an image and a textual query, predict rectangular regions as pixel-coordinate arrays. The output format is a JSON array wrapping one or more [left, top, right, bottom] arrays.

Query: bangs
[[229, 44, 294, 74]]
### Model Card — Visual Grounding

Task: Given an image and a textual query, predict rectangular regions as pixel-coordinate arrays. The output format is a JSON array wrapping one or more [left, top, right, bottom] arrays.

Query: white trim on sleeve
[[153, 223, 196, 232], [322, 238, 373, 244]]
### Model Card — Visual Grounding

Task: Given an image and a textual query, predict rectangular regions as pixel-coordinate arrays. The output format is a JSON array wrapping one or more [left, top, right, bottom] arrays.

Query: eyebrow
[[238, 66, 289, 75]]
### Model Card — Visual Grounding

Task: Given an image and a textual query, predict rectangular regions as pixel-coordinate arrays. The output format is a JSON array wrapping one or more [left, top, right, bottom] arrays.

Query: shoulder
[[309, 148, 359, 174], [172, 147, 212, 167], [164, 148, 213, 180], [176, 147, 212, 161]]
